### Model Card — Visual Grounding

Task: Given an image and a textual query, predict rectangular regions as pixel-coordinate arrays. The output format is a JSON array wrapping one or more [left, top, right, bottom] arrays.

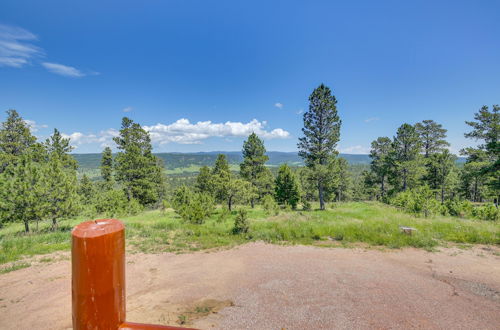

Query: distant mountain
[[72, 151, 465, 171]]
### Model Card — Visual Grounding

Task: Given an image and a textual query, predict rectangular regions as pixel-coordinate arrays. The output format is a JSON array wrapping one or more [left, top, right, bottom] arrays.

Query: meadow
[[1, 201, 498, 273]]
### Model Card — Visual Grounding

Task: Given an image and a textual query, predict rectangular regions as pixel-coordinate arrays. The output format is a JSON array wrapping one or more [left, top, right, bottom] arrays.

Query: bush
[[233, 208, 249, 234], [262, 194, 279, 216], [171, 186, 215, 224], [471, 204, 499, 221], [92, 188, 144, 217], [390, 186, 440, 217]]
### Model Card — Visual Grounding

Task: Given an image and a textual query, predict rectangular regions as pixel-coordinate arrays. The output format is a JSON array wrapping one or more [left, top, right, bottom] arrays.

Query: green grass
[[0, 202, 498, 269]]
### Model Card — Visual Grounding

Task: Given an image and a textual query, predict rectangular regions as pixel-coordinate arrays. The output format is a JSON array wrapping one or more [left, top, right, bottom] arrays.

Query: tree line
[[0, 85, 498, 232]]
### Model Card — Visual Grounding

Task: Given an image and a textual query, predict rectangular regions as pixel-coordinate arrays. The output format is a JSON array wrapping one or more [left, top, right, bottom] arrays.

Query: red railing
[[72, 219, 197, 330]]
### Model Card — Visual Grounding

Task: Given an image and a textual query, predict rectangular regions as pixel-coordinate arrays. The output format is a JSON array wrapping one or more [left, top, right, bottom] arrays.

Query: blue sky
[[0, 0, 499, 154]]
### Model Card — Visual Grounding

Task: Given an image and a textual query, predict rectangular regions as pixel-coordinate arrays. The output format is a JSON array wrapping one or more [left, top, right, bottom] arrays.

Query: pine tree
[[211, 154, 250, 210], [298, 84, 341, 210], [369, 137, 392, 199], [333, 158, 351, 202], [212, 154, 231, 204], [44, 128, 77, 169], [78, 174, 95, 204], [275, 164, 301, 209], [0, 155, 46, 232], [390, 123, 423, 192], [113, 117, 166, 206], [415, 120, 449, 158], [195, 166, 213, 194], [0, 109, 37, 172], [43, 154, 79, 230], [463, 105, 499, 202], [425, 150, 457, 203], [240, 133, 270, 207], [100, 147, 113, 185]]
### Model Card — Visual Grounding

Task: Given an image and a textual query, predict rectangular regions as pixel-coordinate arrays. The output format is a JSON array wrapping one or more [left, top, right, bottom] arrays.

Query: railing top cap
[[72, 219, 124, 239]]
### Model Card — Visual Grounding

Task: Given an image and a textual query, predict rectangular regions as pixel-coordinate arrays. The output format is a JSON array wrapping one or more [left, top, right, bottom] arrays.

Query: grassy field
[[0, 202, 498, 271]]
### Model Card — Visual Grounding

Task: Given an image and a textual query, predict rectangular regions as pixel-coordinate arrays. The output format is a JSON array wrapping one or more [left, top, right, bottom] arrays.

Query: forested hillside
[[72, 151, 464, 172]]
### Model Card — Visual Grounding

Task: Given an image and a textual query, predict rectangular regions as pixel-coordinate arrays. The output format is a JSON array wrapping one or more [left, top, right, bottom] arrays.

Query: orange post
[[72, 219, 198, 330], [72, 219, 126, 329]]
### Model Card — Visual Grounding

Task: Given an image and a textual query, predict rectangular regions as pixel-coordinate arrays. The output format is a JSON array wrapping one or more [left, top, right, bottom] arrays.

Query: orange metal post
[[72, 219, 198, 330], [72, 219, 126, 329]]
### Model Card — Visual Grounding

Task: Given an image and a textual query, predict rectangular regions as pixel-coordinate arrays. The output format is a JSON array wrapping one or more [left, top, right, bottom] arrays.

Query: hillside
[[71, 152, 378, 171]]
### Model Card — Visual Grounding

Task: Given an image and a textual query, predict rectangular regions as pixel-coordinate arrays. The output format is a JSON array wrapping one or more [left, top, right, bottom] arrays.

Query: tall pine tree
[[369, 136, 392, 199], [0, 109, 37, 172], [240, 133, 273, 207], [113, 117, 165, 206], [415, 120, 449, 158], [298, 84, 341, 210], [390, 123, 423, 192]]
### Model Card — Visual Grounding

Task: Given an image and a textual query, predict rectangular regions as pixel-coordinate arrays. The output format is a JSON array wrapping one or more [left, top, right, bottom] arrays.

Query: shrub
[[471, 204, 499, 221], [171, 186, 214, 224], [94, 189, 129, 217], [262, 194, 279, 216], [233, 208, 249, 234], [390, 186, 440, 217]]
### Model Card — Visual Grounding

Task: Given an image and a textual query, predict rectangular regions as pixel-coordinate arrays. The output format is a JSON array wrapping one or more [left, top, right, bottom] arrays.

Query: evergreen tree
[[369, 137, 392, 199], [100, 147, 113, 185], [298, 84, 341, 210], [195, 166, 213, 194], [415, 120, 449, 158], [113, 117, 166, 206], [240, 133, 270, 207], [425, 150, 457, 203], [463, 105, 499, 202], [0, 155, 46, 232], [390, 123, 423, 192], [78, 174, 95, 204], [275, 164, 301, 209], [43, 154, 79, 229], [333, 158, 351, 202], [0, 109, 37, 172], [44, 128, 77, 169], [211, 154, 250, 210], [459, 150, 491, 202]]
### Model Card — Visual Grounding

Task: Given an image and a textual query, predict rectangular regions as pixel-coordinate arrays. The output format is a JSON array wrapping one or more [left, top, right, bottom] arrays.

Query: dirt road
[[0, 243, 499, 329]]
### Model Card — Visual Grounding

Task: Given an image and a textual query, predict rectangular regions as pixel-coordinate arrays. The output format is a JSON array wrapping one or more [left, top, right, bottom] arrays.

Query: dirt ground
[[0, 243, 499, 330]]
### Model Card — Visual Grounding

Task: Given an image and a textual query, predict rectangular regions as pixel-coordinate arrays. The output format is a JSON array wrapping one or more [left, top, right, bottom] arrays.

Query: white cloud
[[62, 128, 119, 149], [274, 102, 283, 109], [61, 119, 289, 148], [24, 119, 48, 133], [144, 118, 290, 145], [340, 145, 370, 154], [364, 117, 380, 123], [42, 62, 86, 77], [0, 24, 42, 67], [296, 109, 304, 115], [123, 106, 133, 112]]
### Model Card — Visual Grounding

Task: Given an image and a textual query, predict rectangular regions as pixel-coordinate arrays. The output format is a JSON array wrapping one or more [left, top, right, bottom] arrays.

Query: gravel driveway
[[0, 243, 499, 329]]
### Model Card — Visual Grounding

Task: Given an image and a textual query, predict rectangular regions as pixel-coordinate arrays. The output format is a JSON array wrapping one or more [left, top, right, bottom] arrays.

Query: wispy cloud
[[296, 109, 304, 115], [24, 119, 48, 133], [123, 106, 133, 113], [0, 24, 42, 67], [364, 117, 380, 123], [340, 145, 370, 154], [274, 102, 283, 109], [42, 62, 86, 77], [0, 24, 97, 77]]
